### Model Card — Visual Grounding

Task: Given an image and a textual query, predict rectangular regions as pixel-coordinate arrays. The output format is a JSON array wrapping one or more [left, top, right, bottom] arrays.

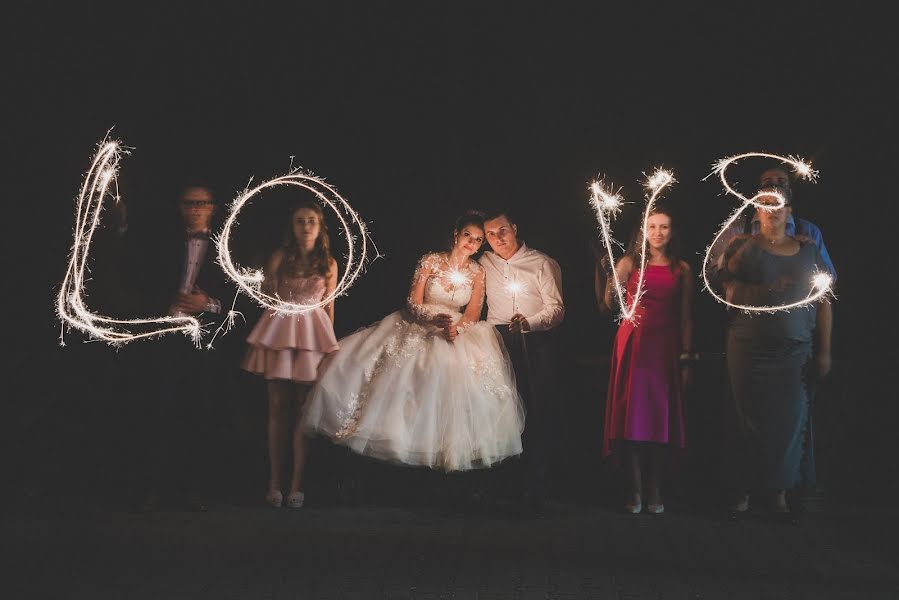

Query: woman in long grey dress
[[720, 190, 833, 522]]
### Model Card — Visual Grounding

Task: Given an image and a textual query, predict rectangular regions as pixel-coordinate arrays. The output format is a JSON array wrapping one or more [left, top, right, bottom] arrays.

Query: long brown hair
[[282, 199, 333, 277], [624, 204, 682, 273]]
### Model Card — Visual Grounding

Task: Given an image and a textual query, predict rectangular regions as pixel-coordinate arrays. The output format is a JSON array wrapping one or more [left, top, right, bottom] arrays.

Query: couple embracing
[[303, 209, 564, 511]]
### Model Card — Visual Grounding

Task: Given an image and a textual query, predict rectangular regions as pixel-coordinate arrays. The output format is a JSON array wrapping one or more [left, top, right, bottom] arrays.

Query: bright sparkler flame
[[647, 168, 673, 192], [57, 137, 203, 346], [589, 168, 676, 322], [446, 269, 469, 287], [503, 279, 526, 314], [812, 272, 832, 291], [701, 152, 831, 312], [217, 169, 376, 315], [504, 280, 524, 296]]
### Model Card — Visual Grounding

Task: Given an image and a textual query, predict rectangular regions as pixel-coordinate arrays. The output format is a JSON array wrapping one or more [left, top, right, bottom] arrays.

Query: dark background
[[3, 3, 896, 505]]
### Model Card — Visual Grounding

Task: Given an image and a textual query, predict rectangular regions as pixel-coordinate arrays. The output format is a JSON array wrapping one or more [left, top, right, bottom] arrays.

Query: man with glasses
[[133, 184, 232, 512]]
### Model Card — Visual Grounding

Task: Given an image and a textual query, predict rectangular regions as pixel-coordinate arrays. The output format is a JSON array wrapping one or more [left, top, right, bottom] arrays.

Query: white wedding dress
[[302, 252, 525, 471]]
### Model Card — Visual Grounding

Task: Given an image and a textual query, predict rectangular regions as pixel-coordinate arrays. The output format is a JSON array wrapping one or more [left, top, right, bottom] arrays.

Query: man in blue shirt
[[705, 166, 836, 294]]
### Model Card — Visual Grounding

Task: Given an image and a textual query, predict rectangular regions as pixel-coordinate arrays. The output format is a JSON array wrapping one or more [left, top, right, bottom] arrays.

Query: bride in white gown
[[302, 212, 525, 471]]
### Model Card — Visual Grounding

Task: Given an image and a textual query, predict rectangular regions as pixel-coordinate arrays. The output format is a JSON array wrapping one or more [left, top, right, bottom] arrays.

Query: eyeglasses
[[181, 200, 214, 208]]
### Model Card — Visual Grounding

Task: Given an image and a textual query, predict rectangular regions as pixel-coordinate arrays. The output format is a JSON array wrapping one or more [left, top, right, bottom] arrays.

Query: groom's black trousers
[[496, 326, 557, 501]]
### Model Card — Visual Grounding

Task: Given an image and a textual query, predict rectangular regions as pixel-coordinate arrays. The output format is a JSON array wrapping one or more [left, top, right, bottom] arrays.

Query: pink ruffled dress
[[242, 274, 339, 383]]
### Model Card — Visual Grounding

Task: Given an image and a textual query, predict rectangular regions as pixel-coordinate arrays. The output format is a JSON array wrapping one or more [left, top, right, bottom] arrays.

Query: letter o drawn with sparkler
[[216, 171, 373, 315]]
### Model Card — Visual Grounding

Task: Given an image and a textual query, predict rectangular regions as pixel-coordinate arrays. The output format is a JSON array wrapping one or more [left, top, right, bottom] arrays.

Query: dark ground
[[3, 349, 897, 599]]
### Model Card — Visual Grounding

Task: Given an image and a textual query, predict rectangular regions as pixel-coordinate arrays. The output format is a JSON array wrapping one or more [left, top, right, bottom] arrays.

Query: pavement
[[3, 481, 898, 600]]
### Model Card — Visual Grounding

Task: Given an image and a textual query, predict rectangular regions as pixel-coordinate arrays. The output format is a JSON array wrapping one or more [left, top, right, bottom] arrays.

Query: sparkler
[[503, 279, 525, 315], [216, 169, 375, 316], [589, 167, 675, 322], [57, 137, 203, 346], [444, 267, 470, 303], [701, 152, 832, 312]]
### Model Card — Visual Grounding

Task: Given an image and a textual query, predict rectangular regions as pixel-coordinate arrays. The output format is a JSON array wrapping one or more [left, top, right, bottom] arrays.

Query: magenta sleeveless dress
[[603, 264, 686, 458], [241, 275, 339, 383]]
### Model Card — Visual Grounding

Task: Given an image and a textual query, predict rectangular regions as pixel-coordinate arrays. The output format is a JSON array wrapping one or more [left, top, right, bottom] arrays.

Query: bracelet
[[678, 351, 693, 362], [456, 322, 474, 335]]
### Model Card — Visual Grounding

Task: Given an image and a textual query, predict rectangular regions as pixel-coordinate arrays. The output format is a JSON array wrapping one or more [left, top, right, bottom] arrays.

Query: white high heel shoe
[[286, 491, 305, 509], [265, 490, 283, 508], [625, 496, 642, 514]]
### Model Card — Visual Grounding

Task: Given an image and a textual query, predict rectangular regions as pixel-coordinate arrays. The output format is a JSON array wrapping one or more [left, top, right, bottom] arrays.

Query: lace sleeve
[[406, 253, 441, 324], [456, 263, 485, 334]]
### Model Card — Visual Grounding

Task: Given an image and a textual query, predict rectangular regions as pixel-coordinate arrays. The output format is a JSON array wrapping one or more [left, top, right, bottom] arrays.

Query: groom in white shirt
[[480, 209, 564, 515]]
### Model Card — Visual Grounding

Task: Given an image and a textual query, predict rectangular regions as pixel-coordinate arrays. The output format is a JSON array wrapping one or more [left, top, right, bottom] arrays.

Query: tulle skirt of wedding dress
[[302, 310, 525, 471]]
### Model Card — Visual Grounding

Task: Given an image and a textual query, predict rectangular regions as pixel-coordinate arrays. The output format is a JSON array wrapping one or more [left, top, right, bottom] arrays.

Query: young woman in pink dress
[[600, 206, 693, 514], [242, 199, 339, 508]]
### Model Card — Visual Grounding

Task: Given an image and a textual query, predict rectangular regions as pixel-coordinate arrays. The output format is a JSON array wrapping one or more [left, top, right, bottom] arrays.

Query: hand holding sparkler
[[509, 314, 530, 334], [443, 321, 459, 342], [503, 279, 529, 333], [173, 290, 211, 315]]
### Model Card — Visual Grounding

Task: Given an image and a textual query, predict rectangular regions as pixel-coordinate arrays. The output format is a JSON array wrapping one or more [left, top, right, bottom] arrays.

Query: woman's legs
[[267, 380, 292, 497], [624, 442, 643, 509], [647, 444, 665, 507], [774, 489, 789, 512], [288, 384, 311, 497]]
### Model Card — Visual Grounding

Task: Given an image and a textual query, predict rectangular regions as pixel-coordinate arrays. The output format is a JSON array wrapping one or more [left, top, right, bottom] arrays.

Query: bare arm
[[603, 256, 633, 314], [324, 258, 338, 324], [724, 236, 752, 276], [261, 249, 286, 297], [815, 300, 833, 377]]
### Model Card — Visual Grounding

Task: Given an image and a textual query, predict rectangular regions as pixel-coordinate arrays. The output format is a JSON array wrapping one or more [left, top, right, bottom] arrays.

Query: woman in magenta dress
[[600, 206, 693, 514], [242, 199, 339, 509]]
